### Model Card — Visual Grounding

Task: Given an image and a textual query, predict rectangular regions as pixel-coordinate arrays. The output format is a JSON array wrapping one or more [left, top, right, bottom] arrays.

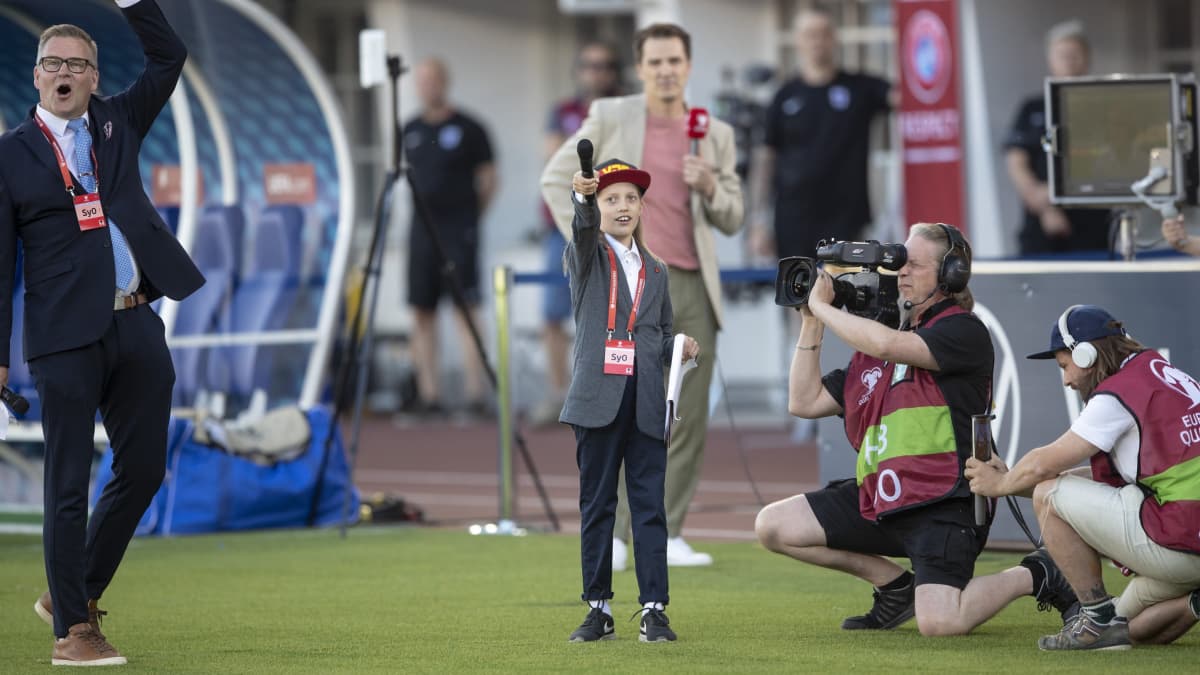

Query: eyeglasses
[[39, 57, 94, 74], [579, 61, 618, 71]]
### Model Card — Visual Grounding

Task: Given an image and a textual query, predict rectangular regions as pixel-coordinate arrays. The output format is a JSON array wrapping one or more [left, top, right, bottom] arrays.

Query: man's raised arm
[[115, 0, 188, 138]]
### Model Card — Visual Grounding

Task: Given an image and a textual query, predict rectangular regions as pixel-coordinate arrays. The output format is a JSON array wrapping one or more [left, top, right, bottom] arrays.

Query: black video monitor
[[1045, 74, 1197, 207]]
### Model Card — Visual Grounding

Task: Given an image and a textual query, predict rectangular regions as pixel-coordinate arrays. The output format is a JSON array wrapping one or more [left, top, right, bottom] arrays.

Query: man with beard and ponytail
[[756, 223, 1080, 637], [967, 305, 1200, 651]]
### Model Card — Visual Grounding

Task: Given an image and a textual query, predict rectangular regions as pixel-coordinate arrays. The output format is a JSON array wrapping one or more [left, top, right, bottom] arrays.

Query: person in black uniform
[[403, 58, 496, 418], [750, 3, 893, 260], [1004, 20, 1111, 256]]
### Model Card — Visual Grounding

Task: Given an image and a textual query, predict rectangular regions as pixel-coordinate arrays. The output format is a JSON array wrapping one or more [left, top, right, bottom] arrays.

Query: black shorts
[[807, 478, 988, 590], [407, 217, 480, 310]]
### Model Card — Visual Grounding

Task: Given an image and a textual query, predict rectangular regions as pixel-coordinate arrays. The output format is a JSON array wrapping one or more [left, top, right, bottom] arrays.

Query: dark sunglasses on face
[[579, 61, 617, 71], [39, 57, 95, 74]]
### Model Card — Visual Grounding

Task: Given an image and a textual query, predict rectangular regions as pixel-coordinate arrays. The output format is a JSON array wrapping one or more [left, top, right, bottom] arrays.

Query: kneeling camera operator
[[755, 224, 1074, 636]]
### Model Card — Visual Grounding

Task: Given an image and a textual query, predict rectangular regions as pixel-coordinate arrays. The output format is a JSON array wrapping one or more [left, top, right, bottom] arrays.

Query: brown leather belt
[[114, 292, 149, 311]]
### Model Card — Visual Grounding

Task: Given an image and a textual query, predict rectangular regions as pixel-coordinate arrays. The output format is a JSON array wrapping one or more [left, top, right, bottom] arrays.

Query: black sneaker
[[568, 607, 615, 643], [1188, 590, 1200, 620], [639, 608, 677, 643], [842, 583, 915, 630], [1022, 548, 1080, 624]]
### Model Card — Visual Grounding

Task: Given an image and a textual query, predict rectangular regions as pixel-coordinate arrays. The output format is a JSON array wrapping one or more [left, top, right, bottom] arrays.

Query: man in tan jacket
[[541, 23, 744, 569]]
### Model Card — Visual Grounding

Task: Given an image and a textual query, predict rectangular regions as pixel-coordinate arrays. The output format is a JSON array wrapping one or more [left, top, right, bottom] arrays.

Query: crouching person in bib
[[756, 223, 1081, 637], [967, 305, 1200, 651], [561, 158, 699, 643]]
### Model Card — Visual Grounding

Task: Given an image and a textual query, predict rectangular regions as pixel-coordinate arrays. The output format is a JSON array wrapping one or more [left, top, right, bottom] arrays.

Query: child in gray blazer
[[563, 158, 699, 643]]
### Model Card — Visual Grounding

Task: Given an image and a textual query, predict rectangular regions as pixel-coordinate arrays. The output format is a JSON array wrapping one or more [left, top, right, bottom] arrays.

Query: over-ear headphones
[[1057, 305, 1097, 368], [935, 223, 971, 294]]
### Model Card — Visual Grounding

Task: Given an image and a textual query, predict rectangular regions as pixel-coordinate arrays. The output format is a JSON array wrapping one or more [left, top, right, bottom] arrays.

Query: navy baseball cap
[[1027, 305, 1126, 360]]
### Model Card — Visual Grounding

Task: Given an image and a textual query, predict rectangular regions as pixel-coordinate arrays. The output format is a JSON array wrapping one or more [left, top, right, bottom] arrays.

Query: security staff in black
[[756, 223, 1079, 637], [404, 105, 494, 309], [401, 58, 496, 416], [751, 6, 891, 260], [1004, 95, 1110, 255], [1003, 24, 1110, 256]]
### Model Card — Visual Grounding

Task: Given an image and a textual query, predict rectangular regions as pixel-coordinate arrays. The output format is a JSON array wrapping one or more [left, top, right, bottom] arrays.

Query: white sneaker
[[612, 537, 628, 572], [667, 536, 713, 567]]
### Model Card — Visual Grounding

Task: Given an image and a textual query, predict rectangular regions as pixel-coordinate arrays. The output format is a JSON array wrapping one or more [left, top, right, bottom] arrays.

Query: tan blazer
[[540, 94, 744, 327]]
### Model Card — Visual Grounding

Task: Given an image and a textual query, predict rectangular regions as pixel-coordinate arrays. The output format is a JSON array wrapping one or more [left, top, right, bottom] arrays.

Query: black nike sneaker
[[841, 582, 915, 630], [639, 608, 677, 643], [1022, 548, 1080, 624], [568, 607, 615, 643]]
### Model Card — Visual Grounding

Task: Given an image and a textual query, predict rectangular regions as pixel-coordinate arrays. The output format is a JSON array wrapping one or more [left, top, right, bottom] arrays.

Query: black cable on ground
[[714, 357, 766, 508]]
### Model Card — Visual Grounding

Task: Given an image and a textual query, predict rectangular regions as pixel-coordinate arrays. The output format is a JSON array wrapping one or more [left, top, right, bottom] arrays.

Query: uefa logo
[[1151, 358, 1200, 409], [902, 9, 953, 106]]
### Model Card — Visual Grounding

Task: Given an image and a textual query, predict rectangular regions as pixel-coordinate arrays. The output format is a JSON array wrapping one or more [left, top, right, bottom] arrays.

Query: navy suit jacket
[[0, 0, 204, 366]]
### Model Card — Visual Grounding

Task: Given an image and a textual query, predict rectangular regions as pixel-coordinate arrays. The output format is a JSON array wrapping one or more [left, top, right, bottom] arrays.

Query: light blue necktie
[[67, 118, 135, 291]]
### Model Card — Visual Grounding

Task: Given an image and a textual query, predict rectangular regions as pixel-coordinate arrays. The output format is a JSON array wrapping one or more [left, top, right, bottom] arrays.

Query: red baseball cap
[[596, 158, 651, 194]]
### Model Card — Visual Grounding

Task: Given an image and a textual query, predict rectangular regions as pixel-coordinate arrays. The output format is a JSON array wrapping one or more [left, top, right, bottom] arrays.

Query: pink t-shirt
[[640, 114, 699, 270]]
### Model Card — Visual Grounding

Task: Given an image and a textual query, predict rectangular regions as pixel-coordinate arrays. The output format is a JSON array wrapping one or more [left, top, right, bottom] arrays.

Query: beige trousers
[[615, 269, 717, 540], [1048, 474, 1200, 619]]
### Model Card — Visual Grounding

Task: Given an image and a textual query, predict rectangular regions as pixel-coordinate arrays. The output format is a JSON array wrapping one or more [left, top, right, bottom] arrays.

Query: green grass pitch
[[2, 527, 1195, 672]]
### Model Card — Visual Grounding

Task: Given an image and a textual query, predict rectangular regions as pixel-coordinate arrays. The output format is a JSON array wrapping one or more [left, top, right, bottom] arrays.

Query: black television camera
[[774, 240, 906, 329]]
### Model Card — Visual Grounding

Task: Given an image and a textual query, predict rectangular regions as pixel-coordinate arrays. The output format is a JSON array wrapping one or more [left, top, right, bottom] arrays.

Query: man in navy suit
[[0, 0, 203, 665]]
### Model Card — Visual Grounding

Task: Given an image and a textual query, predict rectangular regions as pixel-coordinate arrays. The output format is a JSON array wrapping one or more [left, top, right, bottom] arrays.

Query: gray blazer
[[559, 195, 674, 439]]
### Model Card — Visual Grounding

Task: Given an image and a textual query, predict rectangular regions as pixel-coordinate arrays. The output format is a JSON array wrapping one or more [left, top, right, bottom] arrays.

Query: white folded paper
[[664, 333, 698, 446]]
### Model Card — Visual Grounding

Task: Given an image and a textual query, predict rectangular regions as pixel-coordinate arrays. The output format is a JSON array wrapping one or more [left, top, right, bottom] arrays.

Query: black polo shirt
[[403, 110, 493, 226], [1003, 94, 1112, 255], [764, 71, 890, 257]]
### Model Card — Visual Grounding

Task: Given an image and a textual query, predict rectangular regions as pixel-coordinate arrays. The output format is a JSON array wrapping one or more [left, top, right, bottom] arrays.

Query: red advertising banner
[[896, 0, 965, 234], [263, 163, 317, 205], [151, 164, 204, 206]]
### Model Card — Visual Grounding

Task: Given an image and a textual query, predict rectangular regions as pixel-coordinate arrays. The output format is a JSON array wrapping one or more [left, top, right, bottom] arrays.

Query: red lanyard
[[605, 243, 646, 339], [33, 114, 98, 196]]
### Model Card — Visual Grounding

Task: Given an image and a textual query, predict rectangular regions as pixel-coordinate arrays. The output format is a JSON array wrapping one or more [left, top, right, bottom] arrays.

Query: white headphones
[[1057, 305, 1098, 368]]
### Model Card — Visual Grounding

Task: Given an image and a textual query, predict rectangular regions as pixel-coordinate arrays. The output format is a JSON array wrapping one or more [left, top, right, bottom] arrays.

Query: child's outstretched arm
[[566, 171, 601, 279]]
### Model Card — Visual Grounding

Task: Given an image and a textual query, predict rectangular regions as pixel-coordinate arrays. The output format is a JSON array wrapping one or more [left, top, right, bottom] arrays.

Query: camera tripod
[[309, 55, 559, 534]]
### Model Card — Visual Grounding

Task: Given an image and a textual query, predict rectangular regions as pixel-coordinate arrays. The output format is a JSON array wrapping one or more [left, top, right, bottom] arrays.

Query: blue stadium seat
[[213, 205, 304, 402], [172, 206, 243, 406]]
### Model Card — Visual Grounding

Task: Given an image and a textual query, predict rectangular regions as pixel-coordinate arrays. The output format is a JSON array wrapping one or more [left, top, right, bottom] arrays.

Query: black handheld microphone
[[1, 385, 30, 416], [576, 138, 595, 205]]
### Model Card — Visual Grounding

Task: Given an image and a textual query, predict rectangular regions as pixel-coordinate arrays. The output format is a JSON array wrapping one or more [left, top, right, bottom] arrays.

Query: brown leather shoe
[[34, 593, 108, 636], [51, 623, 126, 666]]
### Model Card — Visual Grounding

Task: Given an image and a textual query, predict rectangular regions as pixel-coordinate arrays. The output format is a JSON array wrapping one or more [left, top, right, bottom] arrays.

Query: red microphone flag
[[687, 107, 709, 140], [687, 107, 709, 156]]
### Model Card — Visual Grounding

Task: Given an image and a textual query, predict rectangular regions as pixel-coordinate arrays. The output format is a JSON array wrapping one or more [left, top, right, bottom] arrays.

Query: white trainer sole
[[51, 655, 127, 666], [35, 598, 53, 626]]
